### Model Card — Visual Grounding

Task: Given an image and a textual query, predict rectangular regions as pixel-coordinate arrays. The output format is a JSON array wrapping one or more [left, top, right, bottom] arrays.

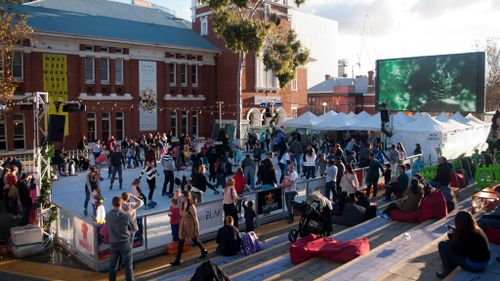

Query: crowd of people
[[3, 124, 498, 280]]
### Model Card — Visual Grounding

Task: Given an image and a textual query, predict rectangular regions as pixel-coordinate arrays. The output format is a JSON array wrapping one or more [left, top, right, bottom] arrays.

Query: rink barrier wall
[[52, 153, 429, 272]]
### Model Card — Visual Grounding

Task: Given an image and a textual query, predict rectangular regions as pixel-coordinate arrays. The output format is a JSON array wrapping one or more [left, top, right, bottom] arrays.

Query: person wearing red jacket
[[233, 167, 248, 216]]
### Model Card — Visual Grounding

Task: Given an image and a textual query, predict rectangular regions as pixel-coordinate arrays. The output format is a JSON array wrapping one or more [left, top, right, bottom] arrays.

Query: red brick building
[[307, 71, 376, 115], [191, 0, 309, 136], [2, 0, 220, 152], [0, 0, 309, 153]]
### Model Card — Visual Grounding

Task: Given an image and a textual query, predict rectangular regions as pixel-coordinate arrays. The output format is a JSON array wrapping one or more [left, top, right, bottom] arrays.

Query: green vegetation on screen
[[377, 53, 484, 112]]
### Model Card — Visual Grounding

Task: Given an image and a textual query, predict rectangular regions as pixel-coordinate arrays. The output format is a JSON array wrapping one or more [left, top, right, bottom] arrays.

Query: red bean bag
[[290, 234, 370, 265], [418, 191, 448, 223], [390, 191, 448, 223], [290, 234, 319, 265], [450, 173, 465, 188], [316, 237, 370, 263], [484, 228, 500, 244]]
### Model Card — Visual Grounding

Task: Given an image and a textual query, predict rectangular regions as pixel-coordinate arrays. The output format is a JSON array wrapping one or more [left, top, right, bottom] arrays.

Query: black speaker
[[381, 109, 389, 123], [49, 115, 65, 142]]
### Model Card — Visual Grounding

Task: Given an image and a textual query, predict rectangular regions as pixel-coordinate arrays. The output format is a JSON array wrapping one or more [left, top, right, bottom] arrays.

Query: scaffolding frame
[[32, 91, 51, 235]]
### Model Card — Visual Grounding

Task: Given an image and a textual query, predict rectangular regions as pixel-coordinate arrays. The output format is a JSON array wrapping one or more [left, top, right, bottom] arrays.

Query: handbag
[[8, 186, 19, 199]]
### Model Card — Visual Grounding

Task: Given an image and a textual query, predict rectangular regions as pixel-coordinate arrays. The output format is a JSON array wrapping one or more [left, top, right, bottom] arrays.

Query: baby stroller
[[288, 200, 327, 242]]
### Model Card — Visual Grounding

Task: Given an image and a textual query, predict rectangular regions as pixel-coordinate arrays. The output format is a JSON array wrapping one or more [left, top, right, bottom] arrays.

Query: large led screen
[[376, 52, 485, 112]]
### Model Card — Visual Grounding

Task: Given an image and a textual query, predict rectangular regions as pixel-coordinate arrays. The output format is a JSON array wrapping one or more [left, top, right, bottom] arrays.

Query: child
[[131, 178, 148, 209], [95, 198, 106, 224], [69, 160, 77, 176], [243, 200, 257, 232], [168, 198, 180, 242], [91, 189, 104, 221], [384, 164, 392, 187]]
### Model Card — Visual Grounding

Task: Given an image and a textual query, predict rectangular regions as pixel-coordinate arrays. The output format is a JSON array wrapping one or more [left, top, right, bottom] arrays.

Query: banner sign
[[73, 217, 95, 257], [138, 61, 157, 131], [257, 188, 283, 215], [197, 200, 224, 234], [43, 54, 68, 135], [254, 96, 281, 105]]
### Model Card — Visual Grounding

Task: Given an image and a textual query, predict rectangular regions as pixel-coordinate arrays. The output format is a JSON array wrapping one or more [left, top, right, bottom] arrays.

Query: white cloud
[[298, 0, 500, 75]]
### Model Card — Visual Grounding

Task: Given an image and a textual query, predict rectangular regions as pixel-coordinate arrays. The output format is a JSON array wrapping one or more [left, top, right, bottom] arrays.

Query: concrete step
[[315, 196, 474, 281], [259, 220, 426, 281]]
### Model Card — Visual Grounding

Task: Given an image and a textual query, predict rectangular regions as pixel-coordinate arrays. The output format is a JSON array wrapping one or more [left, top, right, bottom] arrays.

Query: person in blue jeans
[[83, 166, 100, 216], [436, 211, 490, 279], [279, 162, 298, 223], [106, 196, 138, 281]]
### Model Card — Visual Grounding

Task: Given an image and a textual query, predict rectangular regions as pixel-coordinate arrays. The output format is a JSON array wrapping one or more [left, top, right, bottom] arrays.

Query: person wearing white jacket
[[303, 147, 317, 179]]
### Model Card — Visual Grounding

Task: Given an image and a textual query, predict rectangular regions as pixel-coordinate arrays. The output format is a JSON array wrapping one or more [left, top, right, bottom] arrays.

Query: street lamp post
[[215, 101, 224, 128], [322, 102, 328, 114]]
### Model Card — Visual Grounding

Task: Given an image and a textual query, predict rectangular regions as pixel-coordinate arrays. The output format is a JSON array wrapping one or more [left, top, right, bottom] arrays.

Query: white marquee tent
[[317, 110, 338, 121], [393, 114, 491, 164], [282, 111, 319, 129], [436, 112, 449, 122], [350, 112, 382, 131], [316, 112, 357, 131], [392, 112, 414, 129]]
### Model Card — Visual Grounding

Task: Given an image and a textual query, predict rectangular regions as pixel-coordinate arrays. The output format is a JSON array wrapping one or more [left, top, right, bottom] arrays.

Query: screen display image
[[376, 52, 485, 112]]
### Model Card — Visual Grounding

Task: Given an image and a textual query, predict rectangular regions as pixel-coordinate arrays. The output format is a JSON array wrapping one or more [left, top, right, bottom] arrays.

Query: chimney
[[325, 74, 331, 81], [368, 70, 374, 85]]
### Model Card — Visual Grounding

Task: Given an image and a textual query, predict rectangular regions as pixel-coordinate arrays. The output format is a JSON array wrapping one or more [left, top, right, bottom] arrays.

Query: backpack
[[241, 231, 261, 255], [191, 259, 231, 281]]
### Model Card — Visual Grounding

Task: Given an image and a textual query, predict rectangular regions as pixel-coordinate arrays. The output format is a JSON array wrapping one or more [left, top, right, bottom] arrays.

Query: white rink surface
[[52, 155, 312, 249]]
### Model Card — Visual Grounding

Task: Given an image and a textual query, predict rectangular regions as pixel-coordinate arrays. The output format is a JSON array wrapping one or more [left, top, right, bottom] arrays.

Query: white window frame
[[0, 115, 6, 151], [101, 112, 111, 141], [182, 111, 188, 134], [85, 56, 95, 83], [191, 65, 198, 87], [200, 16, 208, 35], [255, 54, 278, 90], [13, 114, 25, 150], [100, 58, 110, 84], [100, 47, 109, 53], [115, 58, 124, 85], [12, 51, 23, 81], [169, 63, 176, 86], [115, 112, 124, 141], [87, 112, 97, 142], [180, 64, 187, 86], [191, 111, 199, 136], [291, 78, 297, 91], [291, 107, 298, 118], [115, 48, 123, 54], [170, 111, 178, 137]]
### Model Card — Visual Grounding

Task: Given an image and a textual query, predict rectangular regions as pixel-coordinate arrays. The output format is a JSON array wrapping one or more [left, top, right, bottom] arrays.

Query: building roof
[[12, 3, 219, 53], [25, 0, 191, 29], [308, 76, 368, 94]]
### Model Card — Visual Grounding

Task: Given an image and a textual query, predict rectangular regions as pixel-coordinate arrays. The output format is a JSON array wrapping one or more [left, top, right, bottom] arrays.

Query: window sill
[[101, 81, 110, 85], [86, 81, 95, 84]]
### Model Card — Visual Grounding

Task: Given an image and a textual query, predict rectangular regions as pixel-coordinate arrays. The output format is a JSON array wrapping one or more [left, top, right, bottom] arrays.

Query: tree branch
[[250, 0, 264, 19]]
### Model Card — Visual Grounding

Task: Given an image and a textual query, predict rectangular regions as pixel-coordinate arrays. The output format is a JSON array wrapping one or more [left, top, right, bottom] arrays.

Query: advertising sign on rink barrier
[[256, 188, 283, 215]]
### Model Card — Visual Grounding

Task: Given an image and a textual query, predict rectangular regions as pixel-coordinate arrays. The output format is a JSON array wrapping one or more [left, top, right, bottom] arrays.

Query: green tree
[[0, 0, 32, 102], [201, 0, 309, 138]]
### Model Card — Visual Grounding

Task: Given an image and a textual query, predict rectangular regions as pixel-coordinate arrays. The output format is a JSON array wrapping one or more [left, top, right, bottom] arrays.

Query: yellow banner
[[43, 54, 68, 135]]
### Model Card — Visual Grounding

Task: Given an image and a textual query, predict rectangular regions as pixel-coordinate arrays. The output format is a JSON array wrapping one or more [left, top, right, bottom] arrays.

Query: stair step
[[316, 198, 473, 281]]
